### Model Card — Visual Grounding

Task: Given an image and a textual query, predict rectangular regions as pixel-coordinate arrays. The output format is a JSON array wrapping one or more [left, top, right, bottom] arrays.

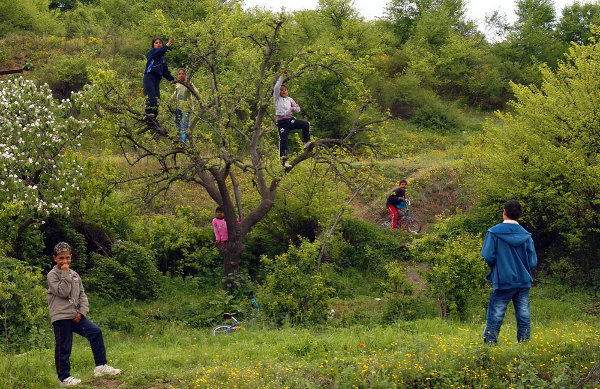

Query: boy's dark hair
[[216, 206, 223, 212], [151, 37, 163, 47], [399, 179, 407, 184], [504, 199, 522, 220], [53, 242, 72, 256]]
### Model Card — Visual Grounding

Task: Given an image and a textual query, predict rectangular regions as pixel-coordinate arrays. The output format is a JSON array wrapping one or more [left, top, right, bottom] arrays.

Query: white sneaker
[[283, 162, 293, 168], [94, 364, 121, 377], [60, 376, 81, 386]]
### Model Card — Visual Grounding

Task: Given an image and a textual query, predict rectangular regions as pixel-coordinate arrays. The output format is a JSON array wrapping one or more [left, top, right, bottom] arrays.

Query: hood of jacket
[[487, 223, 532, 246]]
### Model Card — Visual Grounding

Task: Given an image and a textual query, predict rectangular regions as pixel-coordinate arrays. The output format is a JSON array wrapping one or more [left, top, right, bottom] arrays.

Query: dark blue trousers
[[53, 317, 107, 381], [143, 72, 162, 115], [277, 117, 310, 157]]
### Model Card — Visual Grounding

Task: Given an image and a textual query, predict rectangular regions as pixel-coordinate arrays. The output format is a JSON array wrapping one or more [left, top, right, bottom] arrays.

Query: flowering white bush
[[0, 77, 93, 217]]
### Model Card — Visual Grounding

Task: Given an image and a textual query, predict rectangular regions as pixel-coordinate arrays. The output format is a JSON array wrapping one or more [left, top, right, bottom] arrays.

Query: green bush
[[86, 241, 161, 300], [134, 210, 220, 278], [259, 240, 334, 325], [413, 222, 488, 319], [0, 0, 64, 36], [0, 257, 48, 352], [328, 217, 408, 275], [410, 98, 470, 133], [36, 52, 94, 99]]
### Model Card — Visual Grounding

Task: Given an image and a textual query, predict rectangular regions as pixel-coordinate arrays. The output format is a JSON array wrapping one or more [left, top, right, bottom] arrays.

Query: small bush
[[413, 221, 488, 319], [0, 257, 48, 352], [259, 240, 334, 325], [36, 52, 94, 99], [410, 99, 469, 133], [86, 241, 161, 300]]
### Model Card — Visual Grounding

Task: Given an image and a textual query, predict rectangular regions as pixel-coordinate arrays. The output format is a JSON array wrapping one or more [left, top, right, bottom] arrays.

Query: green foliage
[[35, 52, 95, 99], [90, 280, 233, 332], [379, 261, 436, 322], [133, 210, 220, 278], [413, 221, 488, 319], [0, 257, 48, 351], [491, 0, 566, 87], [381, 261, 415, 296], [557, 2, 600, 45], [86, 241, 161, 300], [0, 0, 64, 36], [259, 240, 334, 325], [462, 38, 600, 284], [329, 217, 407, 275]]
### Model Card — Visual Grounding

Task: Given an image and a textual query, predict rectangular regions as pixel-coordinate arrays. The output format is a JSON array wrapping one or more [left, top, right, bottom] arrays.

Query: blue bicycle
[[381, 199, 421, 233], [212, 291, 259, 336]]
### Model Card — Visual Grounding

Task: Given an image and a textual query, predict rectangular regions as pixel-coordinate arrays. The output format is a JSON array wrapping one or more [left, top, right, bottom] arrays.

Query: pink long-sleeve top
[[212, 217, 228, 242]]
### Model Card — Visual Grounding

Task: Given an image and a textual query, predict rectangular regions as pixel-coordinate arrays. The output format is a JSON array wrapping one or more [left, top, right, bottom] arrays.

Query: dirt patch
[[88, 378, 122, 388], [355, 164, 463, 233]]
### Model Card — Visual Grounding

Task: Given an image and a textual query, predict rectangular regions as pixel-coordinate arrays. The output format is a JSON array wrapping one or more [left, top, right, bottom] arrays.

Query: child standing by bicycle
[[386, 179, 407, 230]]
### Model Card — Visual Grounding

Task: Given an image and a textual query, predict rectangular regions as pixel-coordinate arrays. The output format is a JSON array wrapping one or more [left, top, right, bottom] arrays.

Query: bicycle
[[381, 199, 421, 233], [212, 291, 259, 336]]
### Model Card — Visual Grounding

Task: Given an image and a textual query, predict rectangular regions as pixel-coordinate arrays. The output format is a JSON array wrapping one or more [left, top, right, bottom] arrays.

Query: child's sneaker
[[93, 364, 121, 377], [60, 376, 81, 386]]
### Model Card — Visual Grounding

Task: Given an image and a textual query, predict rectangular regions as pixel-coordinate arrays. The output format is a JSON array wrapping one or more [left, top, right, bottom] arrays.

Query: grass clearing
[[2, 283, 598, 388]]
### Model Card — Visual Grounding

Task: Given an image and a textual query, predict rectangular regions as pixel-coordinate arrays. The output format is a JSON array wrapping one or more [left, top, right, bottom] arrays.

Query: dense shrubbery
[[86, 240, 161, 300], [412, 220, 488, 319], [0, 257, 48, 351], [133, 210, 220, 278], [462, 38, 600, 285], [328, 217, 408, 275], [259, 240, 334, 325]]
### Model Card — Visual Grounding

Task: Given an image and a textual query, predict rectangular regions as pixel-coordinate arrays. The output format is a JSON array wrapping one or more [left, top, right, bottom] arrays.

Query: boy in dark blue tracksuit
[[143, 37, 176, 118], [481, 199, 537, 343]]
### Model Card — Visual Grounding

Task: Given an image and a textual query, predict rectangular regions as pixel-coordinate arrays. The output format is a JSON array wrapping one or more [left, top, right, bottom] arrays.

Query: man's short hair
[[504, 199, 522, 220], [399, 179, 407, 184], [53, 242, 72, 256]]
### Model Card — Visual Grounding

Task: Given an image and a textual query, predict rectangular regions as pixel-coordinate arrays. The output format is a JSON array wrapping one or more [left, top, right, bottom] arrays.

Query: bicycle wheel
[[212, 325, 230, 336], [405, 218, 421, 234]]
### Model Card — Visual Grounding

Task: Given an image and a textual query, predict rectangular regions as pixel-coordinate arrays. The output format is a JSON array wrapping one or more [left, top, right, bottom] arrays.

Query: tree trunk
[[221, 239, 245, 291]]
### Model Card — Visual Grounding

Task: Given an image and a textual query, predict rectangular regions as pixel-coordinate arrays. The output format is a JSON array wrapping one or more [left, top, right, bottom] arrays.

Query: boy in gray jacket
[[47, 242, 120, 386]]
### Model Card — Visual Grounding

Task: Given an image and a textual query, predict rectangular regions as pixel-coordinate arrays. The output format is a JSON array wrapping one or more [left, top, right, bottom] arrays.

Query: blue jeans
[[483, 287, 531, 343], [53, 317, 107, 381], [174, 109, 190, 143]]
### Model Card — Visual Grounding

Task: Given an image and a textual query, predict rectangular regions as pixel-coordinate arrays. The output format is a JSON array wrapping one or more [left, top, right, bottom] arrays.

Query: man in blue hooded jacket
[[481, 199, 537, 343]]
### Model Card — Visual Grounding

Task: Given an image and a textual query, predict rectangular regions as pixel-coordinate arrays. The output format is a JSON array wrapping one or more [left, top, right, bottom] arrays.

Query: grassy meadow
[[2, 277, 599, 389]]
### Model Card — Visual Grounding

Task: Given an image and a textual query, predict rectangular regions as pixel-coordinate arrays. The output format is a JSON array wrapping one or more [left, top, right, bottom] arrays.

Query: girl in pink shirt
[[212, 206, 228, 247]]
